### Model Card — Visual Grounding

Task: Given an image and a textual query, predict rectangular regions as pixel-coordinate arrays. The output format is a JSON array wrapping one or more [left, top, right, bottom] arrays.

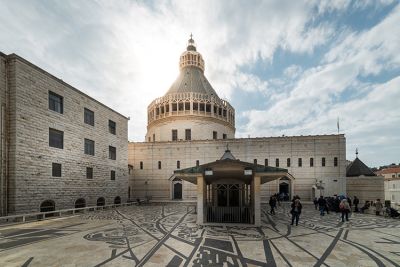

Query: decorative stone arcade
[[173, 149, 294, 226]]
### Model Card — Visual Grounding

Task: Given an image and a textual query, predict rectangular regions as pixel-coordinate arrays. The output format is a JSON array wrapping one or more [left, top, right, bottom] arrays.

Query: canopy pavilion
[[172, 149, 294, 226]]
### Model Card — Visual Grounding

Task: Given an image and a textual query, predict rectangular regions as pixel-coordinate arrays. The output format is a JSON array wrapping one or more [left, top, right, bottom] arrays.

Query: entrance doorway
[[173, 178, 182, 200], [279, 177, 291, 201]]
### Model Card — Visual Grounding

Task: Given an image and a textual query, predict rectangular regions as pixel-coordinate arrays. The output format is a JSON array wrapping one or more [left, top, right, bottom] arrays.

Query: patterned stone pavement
[[0, 203, 399, 266]]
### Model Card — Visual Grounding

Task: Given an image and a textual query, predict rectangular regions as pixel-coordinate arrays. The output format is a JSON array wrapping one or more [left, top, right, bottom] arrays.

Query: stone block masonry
[[1, 53, 129, 215]]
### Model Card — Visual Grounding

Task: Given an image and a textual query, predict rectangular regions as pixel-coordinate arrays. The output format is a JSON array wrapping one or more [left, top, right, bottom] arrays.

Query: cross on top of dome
[[187, 33, 196, 51]]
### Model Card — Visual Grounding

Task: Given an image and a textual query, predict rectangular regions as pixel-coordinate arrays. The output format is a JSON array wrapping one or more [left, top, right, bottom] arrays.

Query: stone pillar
[[197, 176, 206, 225], [253, 176, 261, 226]]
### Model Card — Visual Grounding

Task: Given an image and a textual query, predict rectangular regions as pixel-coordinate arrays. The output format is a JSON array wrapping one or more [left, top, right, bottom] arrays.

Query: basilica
[[128, 36, 346, 209]]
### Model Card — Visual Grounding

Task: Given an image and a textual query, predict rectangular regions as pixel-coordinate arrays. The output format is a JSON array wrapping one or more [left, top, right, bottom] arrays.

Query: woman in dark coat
[[291, 199, 302, 226]]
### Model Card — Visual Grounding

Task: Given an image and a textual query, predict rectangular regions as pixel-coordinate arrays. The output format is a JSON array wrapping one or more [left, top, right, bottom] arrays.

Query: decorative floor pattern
[[0, 203, 399, 266]]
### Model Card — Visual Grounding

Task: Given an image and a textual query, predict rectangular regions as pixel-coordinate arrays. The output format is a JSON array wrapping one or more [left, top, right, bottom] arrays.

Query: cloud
[[0, 0, 398, 166]]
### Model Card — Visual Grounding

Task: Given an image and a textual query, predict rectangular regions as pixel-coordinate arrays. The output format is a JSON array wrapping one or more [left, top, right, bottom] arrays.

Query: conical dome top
[[164, 35, 219, 98]]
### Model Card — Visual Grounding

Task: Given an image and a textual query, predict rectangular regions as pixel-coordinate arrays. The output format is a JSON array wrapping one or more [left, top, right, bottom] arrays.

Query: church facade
[[128, 37, 347, 202]]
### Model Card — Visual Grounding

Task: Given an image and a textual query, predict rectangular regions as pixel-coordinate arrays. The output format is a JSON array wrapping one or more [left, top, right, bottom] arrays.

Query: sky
[[0, 0, 399, 168]]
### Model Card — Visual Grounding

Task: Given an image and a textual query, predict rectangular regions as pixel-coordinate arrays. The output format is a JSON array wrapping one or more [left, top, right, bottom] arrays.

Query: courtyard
[[0, 203, 399, 267]]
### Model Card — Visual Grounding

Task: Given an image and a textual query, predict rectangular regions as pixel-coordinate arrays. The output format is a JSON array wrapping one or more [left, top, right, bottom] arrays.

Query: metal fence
[[0, 202, 136, 226], [206, 206, 252, 224]]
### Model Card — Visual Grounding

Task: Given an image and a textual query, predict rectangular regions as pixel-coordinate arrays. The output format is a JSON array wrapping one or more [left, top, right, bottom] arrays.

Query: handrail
[[0, 202, 136, 225]]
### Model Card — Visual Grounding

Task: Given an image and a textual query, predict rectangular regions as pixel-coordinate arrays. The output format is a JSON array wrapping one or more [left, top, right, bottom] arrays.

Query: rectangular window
[[158, 161, 162, 169], [140, 161, 143, 169], [222, 133, 227, 139], [84, 108, 94, 126], [49, 91, 63, 114], [111, 170, 116, 180], [265, 159, 268, 166], [213, 131, 217, 140], [196, 160, 200, 167], [49, 128, 64, 149], [153, 134, 155, 142], [276, 158, 279, 167], [84, 138, 95, 155], [298, 158, 302, 167], [172, 129, 178, 141], [177, 160, 180, 169], [254, 159, 257, 165], [334, 157, 338, 167], [109, 120, 116, 134], [322, 157, 326, 167], [310, 157, 314, 167], [109, 146, 116, 160], [185, 129, 191, 140], [287, 158, 291, 167], [86, 167, 93, 179], [52, 163, 62, 177]]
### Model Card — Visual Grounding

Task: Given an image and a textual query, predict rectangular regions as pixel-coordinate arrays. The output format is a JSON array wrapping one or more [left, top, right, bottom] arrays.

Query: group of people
[[268, 193, 400, 226]]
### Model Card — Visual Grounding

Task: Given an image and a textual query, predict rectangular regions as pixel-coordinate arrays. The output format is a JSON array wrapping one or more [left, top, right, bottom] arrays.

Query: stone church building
[[128, 37, 346, 205], [0, 37, 347, 217]]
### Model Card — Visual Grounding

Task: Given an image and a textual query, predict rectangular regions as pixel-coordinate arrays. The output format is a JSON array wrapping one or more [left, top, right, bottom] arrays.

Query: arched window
[[75, 198, 86, 209], [97, 197, 105, 206], [40, 200, 55, 213], [40, 200, 56, 218], [114, 196, 121, 204]]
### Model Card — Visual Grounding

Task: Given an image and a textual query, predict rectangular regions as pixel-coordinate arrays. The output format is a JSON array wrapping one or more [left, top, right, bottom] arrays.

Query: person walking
[[318, 196, 326, 216], [353, 196, 359, 212], [339, 199, 351, 222], [313, 197, 318, 210], [375, 199, 383, 216], [291, 199, 302, 226], [269, 195, 277, 215]]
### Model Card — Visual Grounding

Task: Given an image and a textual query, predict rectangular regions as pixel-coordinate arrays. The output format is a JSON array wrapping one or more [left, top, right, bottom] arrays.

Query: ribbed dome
[[165, 66, 220, 97]]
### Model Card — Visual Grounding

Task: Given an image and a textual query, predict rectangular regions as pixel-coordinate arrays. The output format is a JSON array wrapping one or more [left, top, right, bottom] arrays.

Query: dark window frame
[[177, 160, 180, 169], [298, 158, 302, 167], [172, 129, 178, 141], [276, 158, 279, 167], [48, 91, 63, 114], [108, 120, 116, 135], [310, 157, 314, 167], [84, 108, 94, 126], [49, 128, 64, 149], [140, 161, 143, 170], [52, 163, 62, 177], [185, 129, 191, 140], [213, 131, 217, 140], [86, 167, 93, 179], [84, 138, 95, 156], [111, 170, 116, 180], [158, 161, 162, 169], [109, 146, 116, 160], [287, 158, 291, 167], [265, 159, 268, 166], [322, 157, 326, 167], [334, 157, 338, 167]]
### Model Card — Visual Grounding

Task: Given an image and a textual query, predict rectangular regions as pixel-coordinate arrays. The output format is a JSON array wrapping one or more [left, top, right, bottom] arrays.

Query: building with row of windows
[[0, 52, 129, 215]]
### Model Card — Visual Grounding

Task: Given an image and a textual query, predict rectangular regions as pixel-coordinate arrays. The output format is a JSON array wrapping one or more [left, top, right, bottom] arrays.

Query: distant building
[[0, 52, 129, 215], [346, 153, 384, 204], [377, 167, 400, 209]]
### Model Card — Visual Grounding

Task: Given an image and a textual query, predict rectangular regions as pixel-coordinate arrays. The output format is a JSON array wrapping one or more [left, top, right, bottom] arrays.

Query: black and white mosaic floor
[[0, 203, 399, 266]]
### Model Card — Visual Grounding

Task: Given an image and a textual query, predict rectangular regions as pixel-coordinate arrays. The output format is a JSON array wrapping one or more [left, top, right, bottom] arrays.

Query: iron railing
[[206, 206, 252, 224]]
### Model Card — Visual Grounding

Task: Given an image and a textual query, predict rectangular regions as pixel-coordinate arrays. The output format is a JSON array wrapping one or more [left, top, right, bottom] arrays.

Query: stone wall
[[0, 53, 7, 215], [129, 134, 346, 201], [347, 175, 384, 204], [146, 116, 235, 142], [5, 54, 129, 214]]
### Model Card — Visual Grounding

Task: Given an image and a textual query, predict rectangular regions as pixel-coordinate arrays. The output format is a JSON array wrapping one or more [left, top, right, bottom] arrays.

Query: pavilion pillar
[[197, 175, 206, 225], [253, 176, 261, 226]]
